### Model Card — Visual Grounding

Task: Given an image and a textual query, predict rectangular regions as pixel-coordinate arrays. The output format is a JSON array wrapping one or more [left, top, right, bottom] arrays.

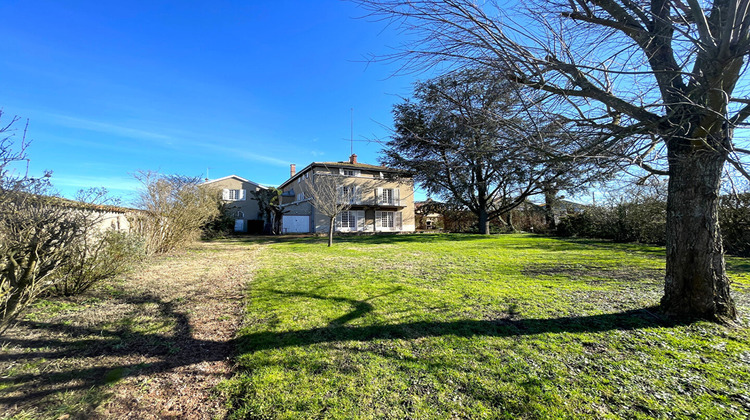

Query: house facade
[[202, 175, 267, 232], [278, 155, 416, 234]]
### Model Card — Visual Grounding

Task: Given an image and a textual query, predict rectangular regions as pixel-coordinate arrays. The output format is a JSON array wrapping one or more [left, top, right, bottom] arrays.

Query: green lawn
[[222, 234, 750, 419]]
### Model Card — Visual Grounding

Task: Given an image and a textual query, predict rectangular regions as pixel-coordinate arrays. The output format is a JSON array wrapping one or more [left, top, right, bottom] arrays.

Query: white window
[[236, 211, 244, 219], [377, 188, 400, 206], [337, 210, 365, 232], [341, 186, 358, 203], [297, 192, 305, 201], [223, 189, 246, 201], [381, 189, 393, 205], [375, 211, 403, 231], [341, 211, 357, 229], [381, 211, 394, 228]]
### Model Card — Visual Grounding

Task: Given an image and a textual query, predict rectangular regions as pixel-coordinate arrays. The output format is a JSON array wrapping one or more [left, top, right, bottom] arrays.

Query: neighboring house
[[546, 199, 589, 224], [278, 154, 416, 234], [201, 175, 267, 233], [414, 199, 444, 230]]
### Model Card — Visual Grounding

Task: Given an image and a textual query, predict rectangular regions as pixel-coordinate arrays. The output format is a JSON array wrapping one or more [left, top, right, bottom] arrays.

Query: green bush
[[720, 193, 750, 256], [50, 231, 145, 297], [556, 199, 666, 245]]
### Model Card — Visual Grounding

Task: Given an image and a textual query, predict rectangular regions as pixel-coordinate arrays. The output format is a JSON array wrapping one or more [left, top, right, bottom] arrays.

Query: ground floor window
[[381, 211, 394, 228], [376, 210, 402, 231], [337, 210, 364, 231], [341, 211, 357, 229]]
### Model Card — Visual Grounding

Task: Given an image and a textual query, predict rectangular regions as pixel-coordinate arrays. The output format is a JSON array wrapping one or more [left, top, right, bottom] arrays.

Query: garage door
[[282, 215, 310, 233]]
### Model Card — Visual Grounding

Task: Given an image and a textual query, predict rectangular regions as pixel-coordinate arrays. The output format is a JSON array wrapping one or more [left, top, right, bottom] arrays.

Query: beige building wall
[[93, 210, 132, 233]]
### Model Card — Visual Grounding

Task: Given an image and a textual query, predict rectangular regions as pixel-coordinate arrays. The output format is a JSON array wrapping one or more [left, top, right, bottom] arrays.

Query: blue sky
[[0, 1, 423, 204]]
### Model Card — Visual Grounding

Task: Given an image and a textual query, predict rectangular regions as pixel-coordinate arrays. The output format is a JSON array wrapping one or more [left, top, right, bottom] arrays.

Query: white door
[[283, 215, 310, 233]]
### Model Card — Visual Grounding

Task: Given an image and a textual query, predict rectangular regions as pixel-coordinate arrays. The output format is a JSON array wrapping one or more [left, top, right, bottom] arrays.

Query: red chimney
[[349, 154, 358, 164], [290, 164, 296, 177]]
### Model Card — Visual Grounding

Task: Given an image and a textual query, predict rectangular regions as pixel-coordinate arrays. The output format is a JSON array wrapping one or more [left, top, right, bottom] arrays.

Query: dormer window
[[340, 168, 360, 177]]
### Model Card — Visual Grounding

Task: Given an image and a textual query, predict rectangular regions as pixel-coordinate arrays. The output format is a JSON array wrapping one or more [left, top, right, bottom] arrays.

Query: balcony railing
[[337, 197, 405, 207], [376, 198, 404, 206]]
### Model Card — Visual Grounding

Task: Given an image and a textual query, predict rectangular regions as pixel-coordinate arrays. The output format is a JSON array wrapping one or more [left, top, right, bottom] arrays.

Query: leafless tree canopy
[[357, 0, 750, 175], [303, 173, 354, 246]]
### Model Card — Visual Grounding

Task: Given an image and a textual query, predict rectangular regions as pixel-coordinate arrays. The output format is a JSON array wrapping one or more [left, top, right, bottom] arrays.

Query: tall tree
[[357, 0, 750, 321], [384, 68, 604, 234]]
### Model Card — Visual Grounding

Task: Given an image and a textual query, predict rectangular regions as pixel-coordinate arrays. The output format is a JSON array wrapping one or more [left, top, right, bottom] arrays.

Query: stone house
[[277, 154, 416, 234], [201, 175, 267, 233]]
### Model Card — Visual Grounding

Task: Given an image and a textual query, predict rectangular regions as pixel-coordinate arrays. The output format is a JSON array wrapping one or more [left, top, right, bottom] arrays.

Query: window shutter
[[222, 189, 230, 200], [396, 211, 403, 230], [240, 189, 246, 201], [375, 211, 382, 230], [353, 185, 359, 203], [376, 188, 383, 204], [357, 210, 365, 231], [336, 212, 343, 229], [394, 188, 400, 205]]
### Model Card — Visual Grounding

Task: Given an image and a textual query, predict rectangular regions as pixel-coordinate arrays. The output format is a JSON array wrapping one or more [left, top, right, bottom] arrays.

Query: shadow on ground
[[236, 290, 687, 354], [1, 285, 689, 413], [0, 291, 232, 411]]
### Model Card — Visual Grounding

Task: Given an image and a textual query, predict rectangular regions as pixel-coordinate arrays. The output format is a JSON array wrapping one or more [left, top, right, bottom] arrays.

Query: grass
[[222, 233, 750, 419]]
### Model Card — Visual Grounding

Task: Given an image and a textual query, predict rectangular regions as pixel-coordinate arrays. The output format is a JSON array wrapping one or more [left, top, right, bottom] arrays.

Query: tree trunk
[[507, 211, 516, 232], [328, 216, 335, 247], [662, 149, 736, 321], [477, 208, 490, 235], [544, 189, 557, 231]]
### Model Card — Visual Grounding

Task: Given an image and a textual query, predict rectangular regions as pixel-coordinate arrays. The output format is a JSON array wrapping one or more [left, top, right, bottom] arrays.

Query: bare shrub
[[50, 230, 145, 296], [130, 171, 222, 254], [0, 114, 143, 332]]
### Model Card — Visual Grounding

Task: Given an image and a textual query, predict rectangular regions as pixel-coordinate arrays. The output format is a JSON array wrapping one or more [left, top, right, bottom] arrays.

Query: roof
[[39, 195, 140, 214], [279, 161, 410, 189], [201, 175, 267, 189]]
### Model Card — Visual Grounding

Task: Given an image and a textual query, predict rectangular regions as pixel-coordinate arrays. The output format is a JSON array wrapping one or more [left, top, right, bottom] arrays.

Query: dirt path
[[0, 239, 264, 419]]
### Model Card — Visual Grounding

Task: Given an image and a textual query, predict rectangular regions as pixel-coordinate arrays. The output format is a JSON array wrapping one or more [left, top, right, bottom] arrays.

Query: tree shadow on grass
[[236, 290, 688, 354], [0, 292, 232, 412], [0, 287, 689, 415]]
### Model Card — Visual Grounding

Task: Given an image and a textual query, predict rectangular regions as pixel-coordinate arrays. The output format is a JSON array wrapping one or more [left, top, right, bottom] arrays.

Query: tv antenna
[[350, 108, 354, 155]]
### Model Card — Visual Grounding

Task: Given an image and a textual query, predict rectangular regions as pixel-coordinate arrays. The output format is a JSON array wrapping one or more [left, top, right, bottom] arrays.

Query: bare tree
[[356, 0, 750, 322], [303, 173, 354, 246]]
